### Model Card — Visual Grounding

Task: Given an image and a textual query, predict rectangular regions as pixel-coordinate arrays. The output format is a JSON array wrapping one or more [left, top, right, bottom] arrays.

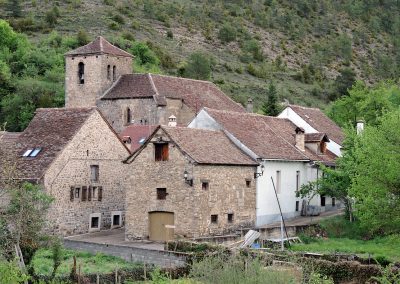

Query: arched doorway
[[148, 211, 174, 242]]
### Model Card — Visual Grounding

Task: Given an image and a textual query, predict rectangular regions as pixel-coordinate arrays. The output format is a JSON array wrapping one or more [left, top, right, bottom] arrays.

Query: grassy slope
[[3, 0, 397, 112]]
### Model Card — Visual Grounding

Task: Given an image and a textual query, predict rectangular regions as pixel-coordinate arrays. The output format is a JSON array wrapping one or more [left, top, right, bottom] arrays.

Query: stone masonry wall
[[65, 54, 132, 108], [43, 111, 130, 236], [125, 128, 256, 240]]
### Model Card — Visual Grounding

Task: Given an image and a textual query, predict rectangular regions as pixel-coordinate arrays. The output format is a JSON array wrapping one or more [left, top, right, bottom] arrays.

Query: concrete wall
[[43, 111, 130, 236], [278, 107, 342, 157], [63, 239, 188, 268], [65, 54, 132, 108], [125, 128, 256, 240]]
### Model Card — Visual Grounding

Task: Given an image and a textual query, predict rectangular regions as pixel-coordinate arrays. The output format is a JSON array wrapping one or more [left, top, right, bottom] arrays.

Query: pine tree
[[7, 0, 22, 18], [261, 81, 280, 116]]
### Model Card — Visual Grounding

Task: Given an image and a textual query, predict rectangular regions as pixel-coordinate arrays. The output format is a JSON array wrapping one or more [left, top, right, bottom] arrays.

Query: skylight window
[[22, 147, 42, 158], [139, 137, 146, 144]]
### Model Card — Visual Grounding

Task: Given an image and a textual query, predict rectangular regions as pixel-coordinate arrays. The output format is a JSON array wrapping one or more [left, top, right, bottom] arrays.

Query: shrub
[[166, 30, 173, 39], [112, 14, 125, 25], [218, 23, 237, 43], [76, 30, 90, 46], [183, 52, 212, 80]]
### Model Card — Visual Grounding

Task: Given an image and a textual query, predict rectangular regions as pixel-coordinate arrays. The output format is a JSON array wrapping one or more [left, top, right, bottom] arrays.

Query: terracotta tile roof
[[101, 73, 245, 113], [203, 108, 337, 164], [119, 125, 157, 153], [288, 105, 344, 144], [204, 108, 309, 161], [1, 108, 96, 181], [162, 126, 257, 166], [305, 133, 329, 142], [65, 36, 133, 58]]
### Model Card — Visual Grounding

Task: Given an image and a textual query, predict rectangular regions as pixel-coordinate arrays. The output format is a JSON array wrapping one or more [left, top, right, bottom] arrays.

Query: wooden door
[[148, 212, 174, 242]]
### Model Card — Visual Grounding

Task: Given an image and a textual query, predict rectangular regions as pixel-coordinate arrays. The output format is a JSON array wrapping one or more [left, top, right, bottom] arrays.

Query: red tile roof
[[0, 108, 96, 181], [288, 105, 344, 144], [65, 36, 133, 58], [305, 133, 329, 142], [119, 125, 157, 153], [101, 74, 245, 113], [203, 108, 337, 164]]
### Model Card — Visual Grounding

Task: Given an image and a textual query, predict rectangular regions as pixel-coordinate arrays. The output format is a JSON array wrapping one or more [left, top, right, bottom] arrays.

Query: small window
[[295, 201, 299, 212], [321, 195, 326, 206], [245, 179, 251, 188], [22, 148, 42, 157], [113, 214, 120, 226], [202, 181, 209, 190], [81, 186, 87, 201], [227, 213, 234, 223], [296, 171, 300, 192], [155, 143, 168, 161], [112, 65, 116, 81], [78, 62, 85, 84], [90, 165, 99, 182], [91, 216, 99, 228], [22, 149, 33, 157], [107, 65, 111, 80], [157, 188, 167, 200], [126, 107, 132, 124], [75, 188, 80, 199], [276, 170, 281, 194], [139, 137, 146, 144], [92, 187, 97, 200], [332, 197, 336, 207], [211, 214, 218, 224]]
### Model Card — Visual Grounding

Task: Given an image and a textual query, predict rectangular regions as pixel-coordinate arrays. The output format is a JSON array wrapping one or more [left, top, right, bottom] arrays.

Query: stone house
[[189, 108, 339, 227], [278, 104, 345, 157], [124, 126, 257, 241], [0, 108, 130, 236], [65, 36, 245, 133]]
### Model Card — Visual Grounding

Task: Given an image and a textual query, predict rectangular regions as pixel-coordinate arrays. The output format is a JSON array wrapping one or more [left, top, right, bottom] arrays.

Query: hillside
[[0, 0, 399, 130]]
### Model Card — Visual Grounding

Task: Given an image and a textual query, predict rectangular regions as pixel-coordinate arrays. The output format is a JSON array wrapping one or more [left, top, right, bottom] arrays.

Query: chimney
[[246, 98, 253, 113], [295, 127, 305, 151], [168, 115, 177, 127], [356, 120, 364, 135]]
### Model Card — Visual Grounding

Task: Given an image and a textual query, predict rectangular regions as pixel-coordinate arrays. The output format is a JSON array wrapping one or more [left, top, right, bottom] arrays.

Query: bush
[[112, 14, 125, 25], [166, 30, 173, 39], [0, 260, 29, 284], [218, 23, 236, 43], [182, 52, 212, 80]]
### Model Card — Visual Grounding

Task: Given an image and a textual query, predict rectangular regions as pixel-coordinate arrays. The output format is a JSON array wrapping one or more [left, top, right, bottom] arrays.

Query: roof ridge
[[100, 75, 123, 99], [150, 73, 215, 85], [204, 107, 288, 120], [289, 104, 321, 111]]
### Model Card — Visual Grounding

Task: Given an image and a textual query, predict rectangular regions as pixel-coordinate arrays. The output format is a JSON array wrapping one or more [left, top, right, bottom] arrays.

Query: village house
[[65, 36, 245, 133], [123, 125, 257, 242], [0, 108, 130, 236], [189, 108, 339, 226], [278, 104, 344, 157]]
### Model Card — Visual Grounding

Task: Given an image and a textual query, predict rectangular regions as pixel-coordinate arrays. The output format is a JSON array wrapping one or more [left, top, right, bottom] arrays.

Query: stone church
[[65, 36, 245, 132]]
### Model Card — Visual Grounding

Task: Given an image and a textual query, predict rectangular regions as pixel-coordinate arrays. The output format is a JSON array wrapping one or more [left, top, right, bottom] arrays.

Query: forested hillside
[[0, 0, 399, 131]]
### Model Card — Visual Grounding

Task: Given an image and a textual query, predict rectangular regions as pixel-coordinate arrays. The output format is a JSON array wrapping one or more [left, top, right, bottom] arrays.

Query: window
[[276, 171, 281, 194], [75, 188, 80, 199], [296, 201, 299, 212], [155, 143, 168, 161], [22, 148, 42, 157], [227, 213, 234, 223], [319, 141, 327, 154], [90, 165, 99, 182], [89, 213, 101, 231], [245, 179, 251, 188], [91, 217, 99, 228], [70, 187, 74, 201], [92, 186, 97, 200], [126, 107, 131, 124], [296, 171, 300, 192], [107, 65, 111, 80], [156, 188, 167, 200], [321, 195, 326, 206], [113, 215, 120, 226], [78, 62, 85, 84], [112, 65, 116, 81], [332, 197, 336, 207], [81, 186, 87, 201], [211, 214, 218, 224], [202, 181, 209, 190], [111, 211, 122, 228]]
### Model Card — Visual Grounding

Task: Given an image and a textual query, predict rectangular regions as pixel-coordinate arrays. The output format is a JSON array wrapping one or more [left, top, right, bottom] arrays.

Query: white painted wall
[[278, 107, 342, 157]]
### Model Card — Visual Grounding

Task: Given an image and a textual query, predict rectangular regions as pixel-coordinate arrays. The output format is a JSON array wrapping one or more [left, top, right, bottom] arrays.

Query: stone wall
[[43, 111, 130, 236], [125, 128, 256, 240], [65, 54, 132, 108]]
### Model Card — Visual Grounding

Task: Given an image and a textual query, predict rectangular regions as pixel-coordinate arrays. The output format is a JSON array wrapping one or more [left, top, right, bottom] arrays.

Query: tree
[[332, 68, 356, 99], [218, 22, 236, 43], [183, 52, 212, 80], [261, 81, 280, 116], [76, 30, 90, 46], [349, 109, 400, 235], [7, 0, 23, 18]]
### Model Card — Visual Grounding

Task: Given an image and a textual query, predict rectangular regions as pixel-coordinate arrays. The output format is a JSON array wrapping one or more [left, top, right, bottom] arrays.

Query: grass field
[[32, 249, 140, 276]]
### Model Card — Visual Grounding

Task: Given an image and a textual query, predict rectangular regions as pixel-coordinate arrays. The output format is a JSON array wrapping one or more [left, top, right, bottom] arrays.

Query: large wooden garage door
[[148, 212, 174, 242]]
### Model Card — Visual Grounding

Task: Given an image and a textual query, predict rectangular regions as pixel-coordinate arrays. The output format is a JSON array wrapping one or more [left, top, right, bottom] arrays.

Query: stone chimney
[[356, 120, 364, 135], [168, 115, 177, 127], [246, 98, 253, 113], [295, 127, 305, 151]]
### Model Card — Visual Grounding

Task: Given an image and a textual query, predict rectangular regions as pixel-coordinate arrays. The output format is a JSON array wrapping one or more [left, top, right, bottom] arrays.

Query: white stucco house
[[278, 105, 344, 157], [189, 108, 340, 227]]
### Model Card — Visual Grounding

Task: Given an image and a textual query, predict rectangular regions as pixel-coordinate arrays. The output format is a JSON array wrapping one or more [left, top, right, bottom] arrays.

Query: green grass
[[32, 248, 141, 276], [291, 216, 400, 262]]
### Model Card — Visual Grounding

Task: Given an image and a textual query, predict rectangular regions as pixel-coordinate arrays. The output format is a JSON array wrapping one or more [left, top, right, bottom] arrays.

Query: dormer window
[[22, 147, 42, 157], [78, 62, 85, 84], [319, 141, 327, 154]]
